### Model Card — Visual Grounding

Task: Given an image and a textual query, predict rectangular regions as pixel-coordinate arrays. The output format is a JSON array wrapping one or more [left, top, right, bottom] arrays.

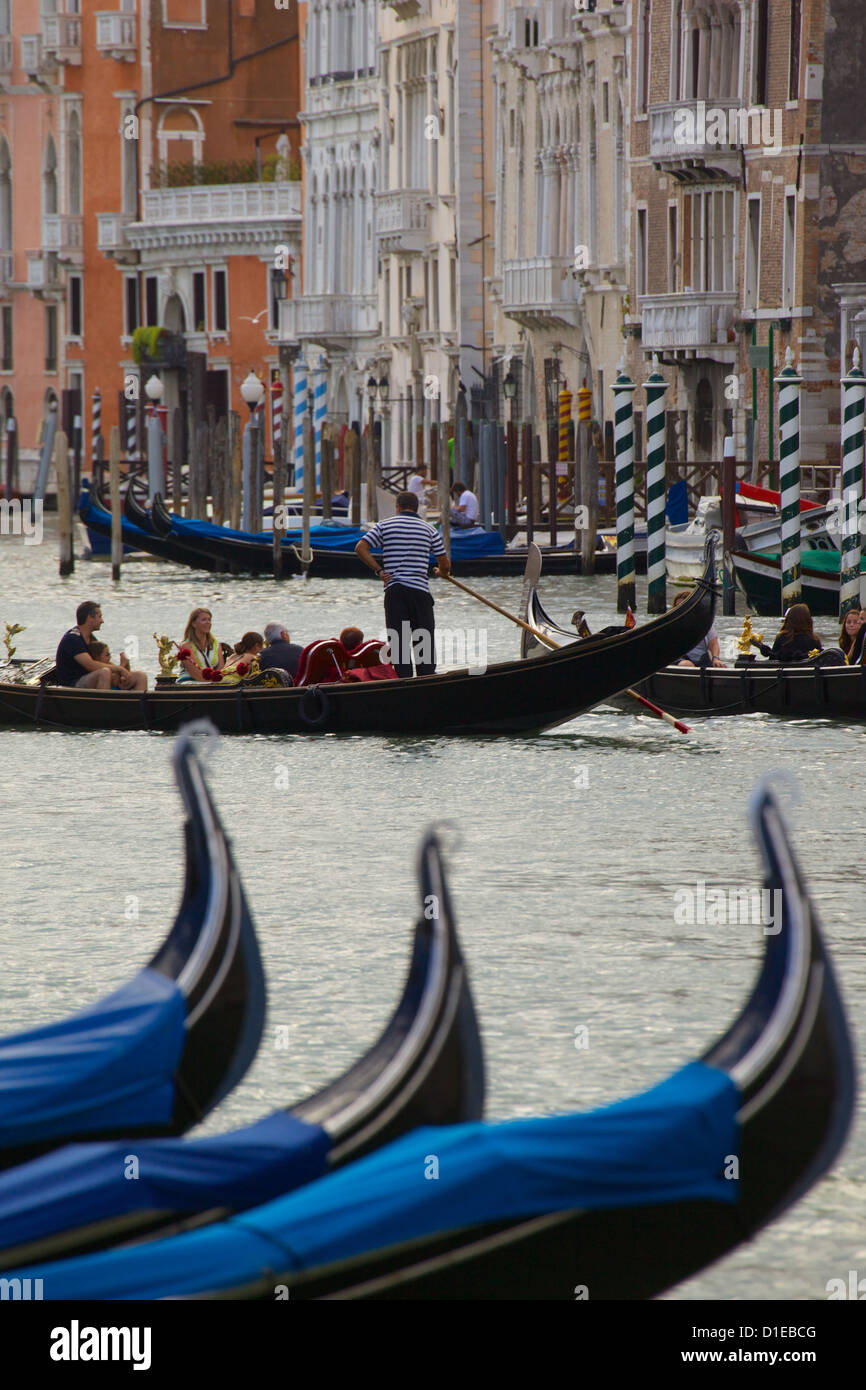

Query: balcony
[[43, 213, 83, 264], [0, 36, 12, 76], [381, 0, 425, 17], [21, 34, 51, 78], [95, 12, 137, 60], [25, 252, 62, 297], [135, 330, 187, 370], [42, 14, 81, 65], [649, 100, 742, 181], [97, 211, 136, 261], [279, 295, 378, 344], [501, 256, 580, 329], [376, 190, 431, 255], [140, 182, 300, 224], [639, 291, 738, 357]]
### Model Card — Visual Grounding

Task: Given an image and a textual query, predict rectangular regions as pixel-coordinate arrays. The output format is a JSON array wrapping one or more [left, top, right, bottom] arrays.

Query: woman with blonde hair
[[176, 608, 225, 683]]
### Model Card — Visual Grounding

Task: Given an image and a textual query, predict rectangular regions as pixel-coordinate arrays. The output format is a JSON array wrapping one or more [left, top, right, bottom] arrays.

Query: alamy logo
[[826, 1270, 866, 1299], [0, 1277, 43, 1300], [673, 101, 782, 154], [0, 498, 43, 545], [49, 1321, 152, 1371], [673, 879, 782, 935]]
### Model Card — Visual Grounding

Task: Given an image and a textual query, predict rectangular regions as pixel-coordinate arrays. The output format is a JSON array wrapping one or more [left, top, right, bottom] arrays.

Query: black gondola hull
[[609, 663, 866, 720], [0, 575, 714, 736]]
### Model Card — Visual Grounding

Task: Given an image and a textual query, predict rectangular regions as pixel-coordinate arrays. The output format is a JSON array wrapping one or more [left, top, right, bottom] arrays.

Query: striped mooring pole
[[126, 400, 137, 461], [91, 389, 101, 465], [612, 364, 637, 613], [293, 361, 308, 491], [271, 377, 283, 455], [643, 355, 668, 614], [577, 379, 591, 425], [558, 383, 572, 506], [774, 346, 803, 613], [840, 346, 866, 617], [313, 359, 327, 491]]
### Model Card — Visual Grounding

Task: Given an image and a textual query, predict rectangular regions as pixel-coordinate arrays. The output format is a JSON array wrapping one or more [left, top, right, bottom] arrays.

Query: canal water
[[1, 516, 864, 1301]]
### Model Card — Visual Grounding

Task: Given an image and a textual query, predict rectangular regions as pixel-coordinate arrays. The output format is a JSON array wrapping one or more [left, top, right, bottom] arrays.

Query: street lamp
[[503, 368, 517, 420], [377, 376, 389, 473], [241, 372, 266, 530], [144, 375, 165, 503]]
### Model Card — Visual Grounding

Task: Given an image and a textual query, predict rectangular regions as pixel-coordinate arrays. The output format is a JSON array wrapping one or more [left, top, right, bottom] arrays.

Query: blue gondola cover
[[17, 1062, 739, 1299], [0, 1113, 331, 1253], [0, 970, 186, 1148]]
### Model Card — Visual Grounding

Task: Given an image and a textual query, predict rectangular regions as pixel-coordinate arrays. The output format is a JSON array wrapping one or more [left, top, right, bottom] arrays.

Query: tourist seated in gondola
[[259, 622, 303, 681], [839, 610, 865, 664], [768, 604, 823, 662], [177, 608, 225, 683], [671, 590, 725, 667], [89, 640, 131, 690], [339, 626, 365, 660], [54, 600, 147, 691], [220, 632, 265, 683], [450, 481, 479, 528]]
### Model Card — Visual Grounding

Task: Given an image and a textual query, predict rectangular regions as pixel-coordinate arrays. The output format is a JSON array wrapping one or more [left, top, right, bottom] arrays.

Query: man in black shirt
[[259, 622, 303, 680], [54, 601, 147, 690]]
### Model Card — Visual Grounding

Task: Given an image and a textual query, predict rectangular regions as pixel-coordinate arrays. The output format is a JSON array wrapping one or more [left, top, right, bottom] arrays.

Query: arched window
[[67, 110, 82, 216], [0, 137, 11, 251], [43, 137, 58, 216]]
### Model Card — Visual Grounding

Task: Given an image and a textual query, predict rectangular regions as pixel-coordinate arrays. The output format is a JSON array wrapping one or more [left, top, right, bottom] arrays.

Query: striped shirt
[[362, 512, 446, 594]]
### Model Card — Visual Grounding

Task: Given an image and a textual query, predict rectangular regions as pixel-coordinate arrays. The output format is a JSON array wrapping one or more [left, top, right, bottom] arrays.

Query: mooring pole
[[643, 356, 668, 614], [775, 346, 803, 613], [55, 430, 74, 576], [840, 347, 866, 618], [612, 364, 637, 613], [109, 425, 122, 583]]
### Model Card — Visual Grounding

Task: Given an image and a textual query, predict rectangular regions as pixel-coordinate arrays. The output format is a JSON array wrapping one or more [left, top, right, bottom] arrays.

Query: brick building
[[627, 0, 866, 473], [0, 0, 302, 487]]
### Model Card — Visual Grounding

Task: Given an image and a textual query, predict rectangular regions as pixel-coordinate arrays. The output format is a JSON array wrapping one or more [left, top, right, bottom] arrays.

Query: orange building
[[0, 0, 301, 490]]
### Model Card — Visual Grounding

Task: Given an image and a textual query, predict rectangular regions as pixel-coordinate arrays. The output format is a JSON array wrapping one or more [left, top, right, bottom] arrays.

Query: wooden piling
[[321, 431, 333, 522], [230, 414, 242, 530], [109, 425, 122, 582], [195, 423, 209, 520], [212, 417, 227, 527], [55, 429, 74, 576], [345, 428, 361, 525], [365, 424, 378, 522], [171, 408, 183, 515], [439, 425, 451, 551], [302, 414, 315, 572], [273, 428, 286, 580]]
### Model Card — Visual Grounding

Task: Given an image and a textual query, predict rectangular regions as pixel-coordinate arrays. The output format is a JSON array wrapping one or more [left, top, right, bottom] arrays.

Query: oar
[[441, 572, 691, 735]]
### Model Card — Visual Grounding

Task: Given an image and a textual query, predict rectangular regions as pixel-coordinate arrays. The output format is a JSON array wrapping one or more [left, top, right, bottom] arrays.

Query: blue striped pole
[[612, 363, 637, 612], [91, 389, 101, 464], [840, 346, 866, 617], [643, 354, 668, 614], [313, 359, 327, 493], [293, 361, 307, 491], [774, 346, 803, 612]]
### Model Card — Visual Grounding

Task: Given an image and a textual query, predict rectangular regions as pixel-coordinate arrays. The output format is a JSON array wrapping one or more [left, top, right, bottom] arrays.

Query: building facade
[[627, 0, 866, 471], [490, 0, 629, 457]]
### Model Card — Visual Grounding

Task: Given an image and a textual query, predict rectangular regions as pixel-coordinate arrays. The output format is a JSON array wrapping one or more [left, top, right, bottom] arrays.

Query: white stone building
[[489, 0, 629, 458], [281, 0, 380, 432]]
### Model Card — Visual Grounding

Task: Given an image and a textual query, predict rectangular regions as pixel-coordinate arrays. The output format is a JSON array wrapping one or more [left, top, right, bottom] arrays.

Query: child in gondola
[[89, 640, 131, 689]]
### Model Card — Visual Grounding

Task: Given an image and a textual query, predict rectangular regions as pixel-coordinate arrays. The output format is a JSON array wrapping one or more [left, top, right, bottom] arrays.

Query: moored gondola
[[0, 723, 265, 1170], [0, 551, 715, 736], [0, 831, 483, 1268], [10, 778, 853, 1299], [77, 483, 223, 572], [523, 582, 866, 722]]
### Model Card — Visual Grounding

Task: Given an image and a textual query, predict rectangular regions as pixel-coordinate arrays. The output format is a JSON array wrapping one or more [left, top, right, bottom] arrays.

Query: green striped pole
[[643, 354, 668, 614], [840, 347, 865, 618], [613, 363, 637, 612], [774, 347, 802, 613]]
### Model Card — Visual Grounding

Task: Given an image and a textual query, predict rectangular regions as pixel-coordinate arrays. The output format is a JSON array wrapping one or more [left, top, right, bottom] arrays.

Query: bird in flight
[[239, 308, 269, 324]]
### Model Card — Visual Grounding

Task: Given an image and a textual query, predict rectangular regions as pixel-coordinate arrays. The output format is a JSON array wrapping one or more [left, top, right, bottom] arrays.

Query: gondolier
[[356, 492, 451, 677]]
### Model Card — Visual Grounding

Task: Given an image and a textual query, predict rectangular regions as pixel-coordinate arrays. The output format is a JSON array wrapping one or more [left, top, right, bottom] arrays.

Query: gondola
[[522, 580, 866, 722], [0, 552, 715, 736], [145, 492, 638, 579], [0, 830, 483, 1269], [77, 482, 223, 572], [732, 546, 859, 617], [0, 724, 265, 1171], [12, 778, 854, 1299]]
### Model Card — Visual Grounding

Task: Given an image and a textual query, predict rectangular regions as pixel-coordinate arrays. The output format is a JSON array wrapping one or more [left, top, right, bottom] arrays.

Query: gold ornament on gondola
[[153, 633, 178, 676], [3, 622, 25, 664], [737, 616, 762, 655]]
